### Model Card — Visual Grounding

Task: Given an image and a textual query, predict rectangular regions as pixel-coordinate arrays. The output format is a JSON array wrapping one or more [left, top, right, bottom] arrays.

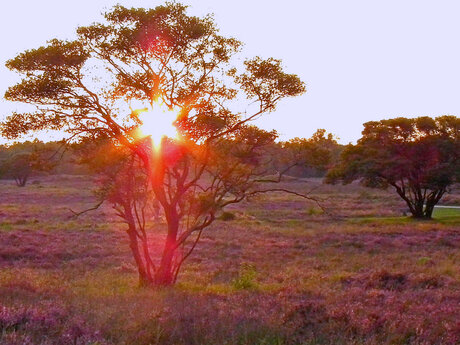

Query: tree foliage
[[326, 116, 459, 218], [3, 3, 305, 285], [0, 140, 56, 186], [280, 129, 341, 177]]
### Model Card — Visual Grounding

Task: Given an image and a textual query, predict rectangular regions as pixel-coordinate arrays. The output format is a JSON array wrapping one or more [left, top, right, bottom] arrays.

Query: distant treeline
[[0, 129, 343, 185], [0, 140, 88, 185]]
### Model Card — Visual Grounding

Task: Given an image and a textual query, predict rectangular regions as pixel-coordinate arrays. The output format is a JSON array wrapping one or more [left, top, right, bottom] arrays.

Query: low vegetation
[[0, 175, 458, 344]]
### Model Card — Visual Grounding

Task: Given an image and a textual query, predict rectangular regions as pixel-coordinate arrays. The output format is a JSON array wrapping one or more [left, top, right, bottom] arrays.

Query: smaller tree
[[280, 129, 341, 177], [0, 141, 55, 186], [326, 116, 459, 219], [4, 153, 33, 186]]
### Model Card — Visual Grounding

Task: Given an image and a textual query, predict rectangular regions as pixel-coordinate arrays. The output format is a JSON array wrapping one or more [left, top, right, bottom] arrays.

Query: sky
[[1, 0, 459, 144]]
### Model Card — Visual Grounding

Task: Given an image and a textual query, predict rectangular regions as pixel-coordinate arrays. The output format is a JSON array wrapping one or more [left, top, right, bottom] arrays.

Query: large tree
[[326, 116, 459, 219], [2, 3, 305, 285]]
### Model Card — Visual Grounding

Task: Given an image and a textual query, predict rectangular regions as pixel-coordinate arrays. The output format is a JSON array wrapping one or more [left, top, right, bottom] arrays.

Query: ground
[[0, 175, 459, 345]]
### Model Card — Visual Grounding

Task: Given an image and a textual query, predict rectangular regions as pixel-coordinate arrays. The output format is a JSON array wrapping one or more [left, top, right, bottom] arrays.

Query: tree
[[2, 3, 305, 286], [0, 140, 55, 186], [6, 153, 35, 186], [280, 129, 341, 177], [326, 116, 459, 219]]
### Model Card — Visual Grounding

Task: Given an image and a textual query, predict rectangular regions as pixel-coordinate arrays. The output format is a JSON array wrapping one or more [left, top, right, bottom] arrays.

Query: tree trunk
[[123, 203, 153, 286], [401, 197, 424, 218], [424, 204, 435, 219], [401, 185, 423, 218], [154, 213, 179, 286], [140, 149, 180, 286], [396, 184, 445, 219], [411, 205, 425, 218], [127, 226, 152, 286], [15, 175, 28, 187], [154, 247, 175, 286], [423, 189, 445, 219]]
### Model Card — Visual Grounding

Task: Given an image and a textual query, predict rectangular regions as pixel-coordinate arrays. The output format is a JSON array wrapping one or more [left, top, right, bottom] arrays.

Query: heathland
[[0, 175, 459, 345]]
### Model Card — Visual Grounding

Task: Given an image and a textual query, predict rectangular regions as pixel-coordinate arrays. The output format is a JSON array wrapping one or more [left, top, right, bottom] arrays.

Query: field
[[0, 175, 459, 345]]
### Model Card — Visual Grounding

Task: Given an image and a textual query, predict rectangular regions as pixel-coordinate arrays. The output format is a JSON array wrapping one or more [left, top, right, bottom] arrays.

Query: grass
[[349, 206, 460, 226], [433, 206, 460, 218], [0, 176, 459, 344]]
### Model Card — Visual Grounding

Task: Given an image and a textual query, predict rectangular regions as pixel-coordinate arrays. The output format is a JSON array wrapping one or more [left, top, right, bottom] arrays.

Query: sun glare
[[137, 102, 179, 147]]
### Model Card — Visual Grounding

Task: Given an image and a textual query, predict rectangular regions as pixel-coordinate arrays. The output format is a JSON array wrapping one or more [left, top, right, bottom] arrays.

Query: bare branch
[[68, 200, 104, 218]]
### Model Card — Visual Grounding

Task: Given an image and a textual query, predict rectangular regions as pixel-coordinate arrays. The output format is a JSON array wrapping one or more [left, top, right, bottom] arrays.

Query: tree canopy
[[2, 3, 305, 285], [280, 129, 341, 177], [3, 3, 304, 143], [0, 140, 56, 186], [326, 116, 459, 218]]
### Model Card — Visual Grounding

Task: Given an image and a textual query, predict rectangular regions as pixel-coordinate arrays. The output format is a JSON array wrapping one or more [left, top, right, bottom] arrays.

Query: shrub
[[233, 263, 258, 290]]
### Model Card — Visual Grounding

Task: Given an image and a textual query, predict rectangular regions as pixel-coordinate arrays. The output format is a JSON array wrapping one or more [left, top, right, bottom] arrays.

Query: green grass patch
[[232, 263, 259, 290], [432, 207, 460, 218], [350, 206, 460, 225], [0, 222, 13, 231], [348, 216, 415, 225], [432, 207, 460, 224]]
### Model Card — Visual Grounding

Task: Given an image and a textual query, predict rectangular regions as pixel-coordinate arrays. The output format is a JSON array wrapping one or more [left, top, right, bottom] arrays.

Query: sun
[[137, 101, 179, 146]]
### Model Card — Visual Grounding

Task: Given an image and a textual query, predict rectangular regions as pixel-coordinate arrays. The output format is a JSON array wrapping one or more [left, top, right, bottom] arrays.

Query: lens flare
[[137, 102, 179, 147]]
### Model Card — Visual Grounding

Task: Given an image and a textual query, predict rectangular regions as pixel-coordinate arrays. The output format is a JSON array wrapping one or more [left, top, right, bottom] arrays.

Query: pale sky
[[1, 0, 459, 144]]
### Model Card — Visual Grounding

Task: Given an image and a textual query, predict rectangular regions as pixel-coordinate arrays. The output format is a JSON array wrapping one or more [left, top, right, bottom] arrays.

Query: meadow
[[0, 175, 459, 345]]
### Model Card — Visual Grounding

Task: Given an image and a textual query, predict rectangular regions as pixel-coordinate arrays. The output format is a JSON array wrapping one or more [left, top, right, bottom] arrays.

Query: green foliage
[[327, 116, 459, 218], [4, 153, 33, 186], [236, 57, 305, 111], [0, 140, 57, 186], [278, 129, 341, 177], [232, 263, 258, 290]]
